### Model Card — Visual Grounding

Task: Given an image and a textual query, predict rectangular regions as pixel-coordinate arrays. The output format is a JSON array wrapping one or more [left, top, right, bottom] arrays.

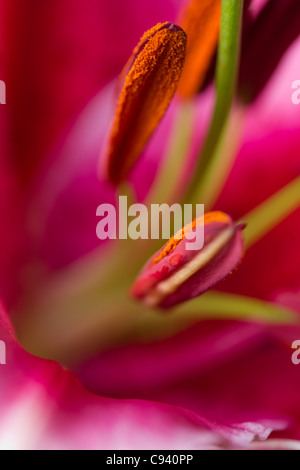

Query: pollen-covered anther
[[177, 0, 221, 98], [131, 212, 245, 309], [102, 22, 187, 184]]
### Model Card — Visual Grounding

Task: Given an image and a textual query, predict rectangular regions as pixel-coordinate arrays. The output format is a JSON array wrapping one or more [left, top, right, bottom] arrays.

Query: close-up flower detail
[[132, 212, 245, 308], [177, 0, 221, 98], [239, 0, 300, 102], [1, 0, 300, 451], [102, 21, 187, 184]]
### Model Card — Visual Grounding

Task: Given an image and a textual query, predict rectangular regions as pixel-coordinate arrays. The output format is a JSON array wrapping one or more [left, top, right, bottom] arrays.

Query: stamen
[[177, 0, 222, 98], [102, 22, 187, 184], [152, 211, 230, 265], [185, 0, 244, 205], [145, 225, 235, 307], [131, 212, 245, 308]]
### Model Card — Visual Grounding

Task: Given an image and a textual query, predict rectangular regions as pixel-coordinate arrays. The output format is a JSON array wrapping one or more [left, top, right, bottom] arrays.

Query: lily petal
[[239, 0, 300, 102], [0, 304, 276, 450], [74, 318, 300, 442]]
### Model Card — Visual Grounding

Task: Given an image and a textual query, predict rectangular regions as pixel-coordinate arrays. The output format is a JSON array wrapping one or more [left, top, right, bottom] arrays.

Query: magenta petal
[[0, 303, 280, 450], [240, 0, 300, 102], [74, 319, 300, 442]]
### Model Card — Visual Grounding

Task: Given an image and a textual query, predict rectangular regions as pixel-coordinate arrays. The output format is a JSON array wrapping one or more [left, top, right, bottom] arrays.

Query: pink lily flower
[[1, 0, 300, 450]]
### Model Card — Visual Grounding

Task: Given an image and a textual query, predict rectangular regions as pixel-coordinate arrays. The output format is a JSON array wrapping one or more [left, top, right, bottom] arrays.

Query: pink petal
[[74, 319, 300, 440], [0, 304, 277, 450]]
